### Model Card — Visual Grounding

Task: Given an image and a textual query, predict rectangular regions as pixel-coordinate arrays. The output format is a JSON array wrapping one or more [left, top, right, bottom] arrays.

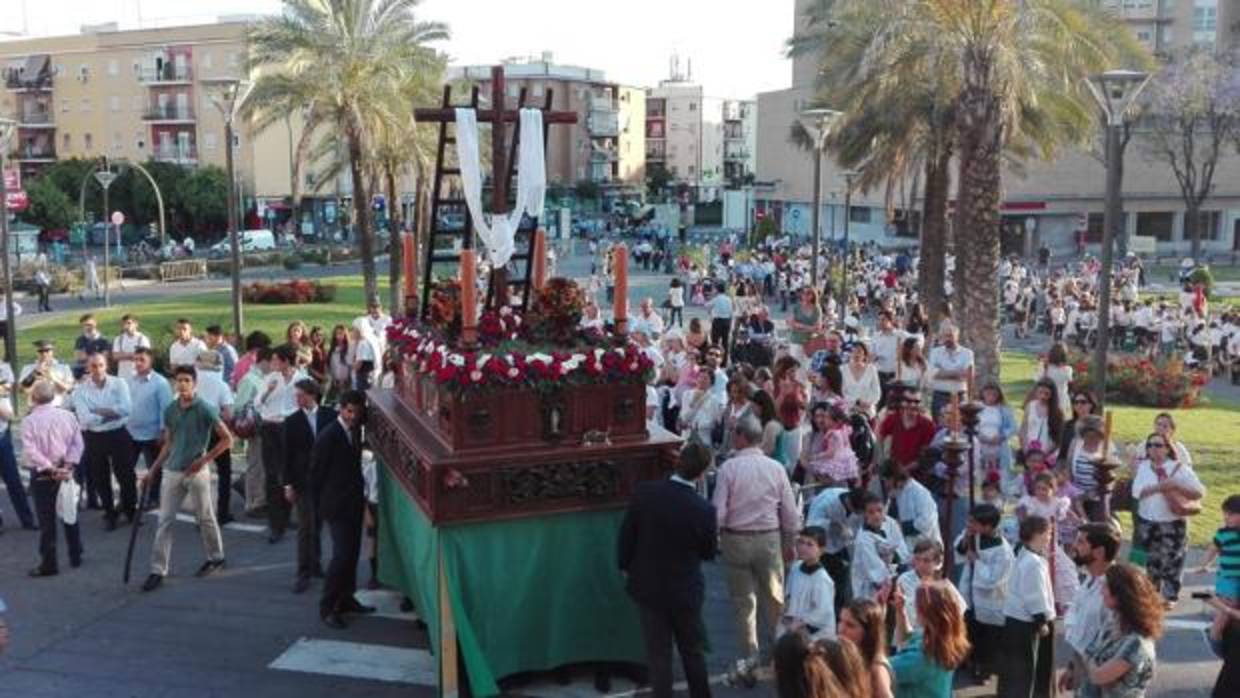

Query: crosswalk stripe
[[269, 638, 436, 685]]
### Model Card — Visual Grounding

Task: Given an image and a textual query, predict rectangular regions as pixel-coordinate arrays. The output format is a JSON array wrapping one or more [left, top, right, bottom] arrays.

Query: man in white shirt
[[72, 352, 133, 529], [112, 314, 151, 381], [630, 298, 666, 339], [708, 282, 734, 364], [927, 323, 974, 420], [168, 318, 206, 370], [870, 310, 904, 406], [19, 340, 75, 407], [195, 351, 237, 524], [1058, 523, 1120, 693], [256, 344, 304, 542], [362, 300, 392, 354]]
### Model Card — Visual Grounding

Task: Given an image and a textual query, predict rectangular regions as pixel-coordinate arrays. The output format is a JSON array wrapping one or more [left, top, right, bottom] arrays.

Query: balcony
[[588, 109, 619, 137], [17, 111, 55, 128], [646, 143, 666, 160], [153, 145, 198, 164], [139, 65, 194, 85], [144, 106, 197, 123], [15, 145, 57, 162], [724, 146, 751, 161], [5, 73, 53, 91]]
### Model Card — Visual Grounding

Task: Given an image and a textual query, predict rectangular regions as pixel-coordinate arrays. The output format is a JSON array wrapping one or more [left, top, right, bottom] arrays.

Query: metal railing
[[18, 111, 54, 125], [144, 106, 196, 121], [4, 74, 53, 90], [16, 146, 56, 160], [160, 259, 208, 282], [138, 65, 194, 83], [153, 145, 198, 162]]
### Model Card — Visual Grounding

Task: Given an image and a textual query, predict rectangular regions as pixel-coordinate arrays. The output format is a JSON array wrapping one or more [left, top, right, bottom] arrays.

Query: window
[[1136, 30, 1152, 42], [688, 102, 696, 111], [204, 133, 217, 151], [109, 96, 120, 112], [78, 64, 89, 81], [1086, 213, 1105, 243], [203, 52, 213, 69], [107, 59, 118, 76], [84, 133, 93, 151], [62, 132, 71, 150], [849, 206, 872, 224], [228, 52, 240, 68], [1136, 211, 1174, 241]]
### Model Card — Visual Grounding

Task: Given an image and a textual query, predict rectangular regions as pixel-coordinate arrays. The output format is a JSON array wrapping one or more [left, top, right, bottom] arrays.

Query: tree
[[646, 162, 672, 199], [791, 0, 1148, 384], [248, 0, 449, 304], [1142, 48, 1240, 261], [177, 166, 230, 233], [21, 176, 75, 230], [574, 178, 602, 202]]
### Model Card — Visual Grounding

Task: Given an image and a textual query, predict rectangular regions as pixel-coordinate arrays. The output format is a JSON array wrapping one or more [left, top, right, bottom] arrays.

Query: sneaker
[[195, 559, 226, 578], [141, 574, 163, 592]]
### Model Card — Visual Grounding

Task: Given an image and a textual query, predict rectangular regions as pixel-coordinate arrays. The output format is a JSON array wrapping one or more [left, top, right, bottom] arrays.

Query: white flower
[[507, 367, 520, 378], [562, 359, 581, 372], [530, 353, 553, 364], [594, 348, 605, 360], [572, 353, 586, 362], [478, 353, 492, 368], [448, 353, 466, 367]]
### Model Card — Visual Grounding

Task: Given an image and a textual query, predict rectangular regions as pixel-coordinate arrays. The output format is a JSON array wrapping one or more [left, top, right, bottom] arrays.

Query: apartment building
[[1, 20, 311, 225], [755, 0, 1240, 254], [448, 55, 646, 202], [722, 99, 757, 186]]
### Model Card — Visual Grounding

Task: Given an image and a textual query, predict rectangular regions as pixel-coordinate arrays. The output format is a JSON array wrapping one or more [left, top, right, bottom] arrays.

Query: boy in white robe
[[851, 491, 909, 602], [996, 515, 1057, 698], [884, 462, 942, 547], [956, 502, 1015, 681], [778, 526, 836, 642]]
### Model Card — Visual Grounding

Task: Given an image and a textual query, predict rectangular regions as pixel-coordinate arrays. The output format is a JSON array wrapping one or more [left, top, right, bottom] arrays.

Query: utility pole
[[800, 108, 841, 292], [205, 77, 253, 339], [0, 119, 17, 372], [840, 171, 858, 327]]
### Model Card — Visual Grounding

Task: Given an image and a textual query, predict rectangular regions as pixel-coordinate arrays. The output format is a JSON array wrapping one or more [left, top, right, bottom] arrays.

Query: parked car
[[209, 229, 277, 257]]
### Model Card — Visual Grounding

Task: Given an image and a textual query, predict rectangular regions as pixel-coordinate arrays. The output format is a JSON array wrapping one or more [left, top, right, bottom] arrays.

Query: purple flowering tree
[[1142, 49, 1240, 261]]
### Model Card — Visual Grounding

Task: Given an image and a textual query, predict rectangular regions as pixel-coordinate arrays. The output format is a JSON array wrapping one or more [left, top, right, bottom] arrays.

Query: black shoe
[[311, 566, 325, 578], [104, 516, 118, 532], [28, 567, 57, 578], [195, 559, 226, 578], [366, 577, 381, 590], [122, 510, 136, 524], [22, 522, 38, 531], [142, 574, 163, 592], [321, 613, 348, 629], [70, 556, 82, 568], [293, 576, 311, 594], [267, 530, 285, 544], [344, 600, 376, 615]]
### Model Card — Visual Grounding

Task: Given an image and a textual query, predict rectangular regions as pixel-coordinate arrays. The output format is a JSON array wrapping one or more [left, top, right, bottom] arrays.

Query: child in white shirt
[[778, 526, 836, 642], [956, 502, 1015, 681], [996, 515, 1057, 698], [851, 492, 909, 602], [896, 539, 965, 635]]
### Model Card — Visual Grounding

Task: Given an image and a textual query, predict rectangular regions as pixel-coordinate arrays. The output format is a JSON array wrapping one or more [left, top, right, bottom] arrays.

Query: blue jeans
[[0, 430, 35, 527]]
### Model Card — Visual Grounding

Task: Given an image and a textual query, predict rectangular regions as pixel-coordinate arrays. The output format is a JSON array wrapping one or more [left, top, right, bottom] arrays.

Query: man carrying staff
[[140, 366, 232, 592]]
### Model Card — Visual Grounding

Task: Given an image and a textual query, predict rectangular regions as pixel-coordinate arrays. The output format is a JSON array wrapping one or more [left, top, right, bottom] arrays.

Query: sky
[[3, 0, 795, 99]]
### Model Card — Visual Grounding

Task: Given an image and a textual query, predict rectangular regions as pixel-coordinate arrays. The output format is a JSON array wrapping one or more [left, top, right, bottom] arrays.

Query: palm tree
[[248, 0, 448, 304], [792, 0, 1147, 383]]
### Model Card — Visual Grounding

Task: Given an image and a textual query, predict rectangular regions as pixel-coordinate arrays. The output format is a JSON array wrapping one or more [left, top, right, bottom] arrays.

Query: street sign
[[94, 170, 118, 189], [4, 190, 27, 212], [111, 211, 125, 226], [3, 168, 19, 192]]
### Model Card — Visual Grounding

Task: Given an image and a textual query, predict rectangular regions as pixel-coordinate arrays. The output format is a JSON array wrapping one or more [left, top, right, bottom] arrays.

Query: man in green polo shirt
[[140, 366, 234, 592]]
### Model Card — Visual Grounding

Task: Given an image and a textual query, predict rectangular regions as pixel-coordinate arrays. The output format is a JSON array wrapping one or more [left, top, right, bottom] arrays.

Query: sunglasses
[[1146, 442, 1167, 448], [1073, 398, 1091, 405]]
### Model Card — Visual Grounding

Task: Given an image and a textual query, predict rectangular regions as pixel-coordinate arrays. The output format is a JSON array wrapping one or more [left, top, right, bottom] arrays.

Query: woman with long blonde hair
[[890, 580, 971, 698]]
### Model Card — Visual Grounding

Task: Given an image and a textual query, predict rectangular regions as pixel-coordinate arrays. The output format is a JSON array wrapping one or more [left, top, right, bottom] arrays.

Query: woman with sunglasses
[[1058, 390, 1100, 464], [1133, 432, 1205, 608]]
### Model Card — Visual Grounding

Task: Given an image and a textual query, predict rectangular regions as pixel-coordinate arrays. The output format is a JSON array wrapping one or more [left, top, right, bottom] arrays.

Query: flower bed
[[1070, 352, 1209, 408], [241, 279, 337, 304]]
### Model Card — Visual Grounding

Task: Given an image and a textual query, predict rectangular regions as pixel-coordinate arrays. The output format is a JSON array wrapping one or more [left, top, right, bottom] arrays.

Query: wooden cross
[[414, 66, 577, 307]]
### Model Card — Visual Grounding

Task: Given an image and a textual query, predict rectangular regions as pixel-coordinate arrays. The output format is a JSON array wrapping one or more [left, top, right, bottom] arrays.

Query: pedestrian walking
[[22, 380, 85, 577], [140, 366, 232, 592], [34, 268, 52, 312], [284, 379, 335, 594], [311, 390, 375, 628]]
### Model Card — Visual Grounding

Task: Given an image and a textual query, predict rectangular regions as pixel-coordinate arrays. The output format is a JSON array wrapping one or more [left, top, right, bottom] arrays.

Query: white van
[[211, 229, 276, 256]]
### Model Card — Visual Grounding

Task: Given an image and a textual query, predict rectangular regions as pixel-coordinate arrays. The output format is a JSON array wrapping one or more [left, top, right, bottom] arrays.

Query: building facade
[[448, 55, 646, 202], [755, 0, 1240, 255]]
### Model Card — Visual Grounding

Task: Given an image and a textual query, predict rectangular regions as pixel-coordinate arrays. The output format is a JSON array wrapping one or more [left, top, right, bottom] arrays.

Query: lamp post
[[0, 118, 17, 370], [92, 165, 118, 308], [800, 109, 841, 291], [840, 170, 859, 327], [204, 77, 254, 339], [1084, 69, 1149, 408]]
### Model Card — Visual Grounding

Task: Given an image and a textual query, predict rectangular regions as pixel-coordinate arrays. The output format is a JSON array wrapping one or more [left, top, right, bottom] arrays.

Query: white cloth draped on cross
[[453, 107, 546, 268]]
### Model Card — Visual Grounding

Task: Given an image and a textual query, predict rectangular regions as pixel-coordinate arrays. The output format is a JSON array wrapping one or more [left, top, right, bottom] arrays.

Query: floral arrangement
[[525, 277, 586, 345], [427, 280, 461, 334], [1069, 352, 1208, 408], [241, 279, 337, 304]]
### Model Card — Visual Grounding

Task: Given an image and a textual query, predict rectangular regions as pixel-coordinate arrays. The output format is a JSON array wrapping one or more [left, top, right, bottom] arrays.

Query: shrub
[[1071, 352, 1209, 409], [1189, 266, 1215, 298], [242, 279, 337, 305], [283, 254, 303, 270]]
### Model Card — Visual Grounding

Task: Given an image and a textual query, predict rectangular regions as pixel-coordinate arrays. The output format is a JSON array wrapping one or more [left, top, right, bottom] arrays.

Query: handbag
[[1159, 462, 1204, 517], [230, 403, 258, 439]]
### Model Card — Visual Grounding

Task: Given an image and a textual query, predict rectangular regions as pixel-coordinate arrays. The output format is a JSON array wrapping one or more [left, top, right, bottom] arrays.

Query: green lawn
[[998, 352, 1237, 546], [1148, 263, 1240, 284], [19, 285, 1236, 546], [19, 275, 390, 368]]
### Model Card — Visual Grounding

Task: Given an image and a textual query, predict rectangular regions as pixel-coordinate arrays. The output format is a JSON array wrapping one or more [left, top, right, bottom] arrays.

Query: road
[[0, 245, 1226, 696]]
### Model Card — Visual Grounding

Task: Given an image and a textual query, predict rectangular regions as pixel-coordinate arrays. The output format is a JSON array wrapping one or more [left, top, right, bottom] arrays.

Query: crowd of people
[[0, 301, 395, 634], [612, 238, 1237, 698]]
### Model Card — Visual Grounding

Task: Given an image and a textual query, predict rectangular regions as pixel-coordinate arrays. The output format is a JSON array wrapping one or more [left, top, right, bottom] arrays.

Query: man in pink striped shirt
[[22, 380, 85, 577], [712, 413, 801, 686]]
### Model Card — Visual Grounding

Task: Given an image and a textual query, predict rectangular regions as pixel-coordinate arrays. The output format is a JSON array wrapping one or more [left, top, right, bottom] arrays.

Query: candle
[[1102, 410, 1113, 456], [402, 233, 417, 306], [950, 392, 960, 437], [531, 228, 547, 292], [460, 249, 478, 345], [613, 243, 628, 333]]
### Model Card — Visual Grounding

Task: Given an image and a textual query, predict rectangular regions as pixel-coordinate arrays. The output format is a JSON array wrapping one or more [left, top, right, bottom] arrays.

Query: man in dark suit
[[618, 442, 717, 698], [310, 389, 374, 629], [283, 379, 336, 594]]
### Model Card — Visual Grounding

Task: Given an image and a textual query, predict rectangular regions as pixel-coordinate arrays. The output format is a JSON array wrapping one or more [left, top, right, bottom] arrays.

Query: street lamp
[[204, 77, 254, 339], [0, 118, 17, 370], [1085, 69, 1150, 408], [840, 170, 859, 327], [93, 165, 118, 308], [800, 108, 841, 290]]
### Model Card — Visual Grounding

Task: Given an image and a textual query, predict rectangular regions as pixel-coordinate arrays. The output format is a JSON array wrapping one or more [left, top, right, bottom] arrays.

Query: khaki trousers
[[150, 467, 224, 576], [720, 531, 785, 659]]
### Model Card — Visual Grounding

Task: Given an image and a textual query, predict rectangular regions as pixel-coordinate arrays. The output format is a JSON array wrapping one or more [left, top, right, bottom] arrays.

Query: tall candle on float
[[532, 228, 547, 292], [402, 233, 417, 307], [460, 249, 478, 345], [613, 243, 628, 334]]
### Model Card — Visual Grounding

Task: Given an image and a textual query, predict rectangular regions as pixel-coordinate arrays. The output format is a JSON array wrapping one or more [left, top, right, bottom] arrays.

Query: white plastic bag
[[56, 478, 80, 525]]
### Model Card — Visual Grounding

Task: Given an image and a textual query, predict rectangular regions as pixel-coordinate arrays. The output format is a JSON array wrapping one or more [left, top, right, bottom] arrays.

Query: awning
[[22, 54, 49, 79]]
